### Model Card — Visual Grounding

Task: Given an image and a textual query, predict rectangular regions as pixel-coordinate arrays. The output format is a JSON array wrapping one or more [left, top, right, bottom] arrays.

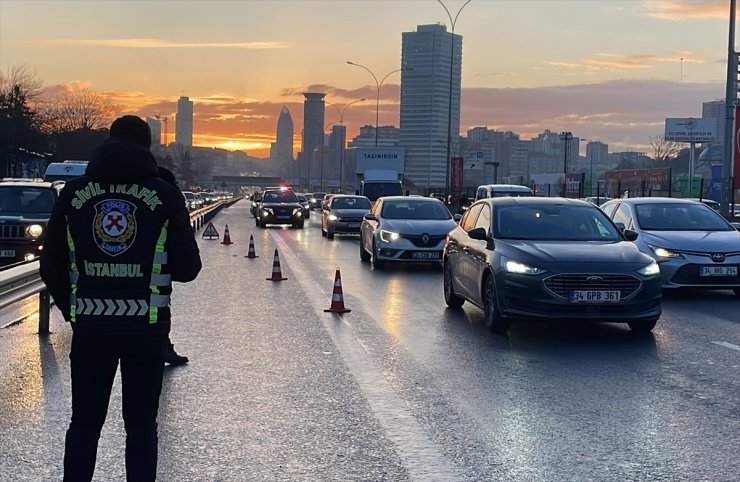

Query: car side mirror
[[453, 214, 462, 222], [623, 229, 639, 241], [364, 213, 377, 221], [468, 227, 488, 240]]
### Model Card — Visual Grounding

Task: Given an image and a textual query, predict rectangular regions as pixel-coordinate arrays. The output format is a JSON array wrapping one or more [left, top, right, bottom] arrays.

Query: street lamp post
[[347, 61, 402, 147], [327, 98, 366, 193], [559, 131, 573, 197], [438, 0, 472, 196]]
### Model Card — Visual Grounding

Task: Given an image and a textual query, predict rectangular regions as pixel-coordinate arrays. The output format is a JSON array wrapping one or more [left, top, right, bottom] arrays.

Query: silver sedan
[[360, 196, 459, 269], [600, 197, 740, 296]]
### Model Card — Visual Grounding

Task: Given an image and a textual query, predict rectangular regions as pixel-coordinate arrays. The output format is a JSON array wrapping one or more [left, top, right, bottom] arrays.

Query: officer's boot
[[165, 342, 189, 366]]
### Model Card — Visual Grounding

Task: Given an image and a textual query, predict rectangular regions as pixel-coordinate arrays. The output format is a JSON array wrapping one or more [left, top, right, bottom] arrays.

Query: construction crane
[[154, 114, 168, 145]]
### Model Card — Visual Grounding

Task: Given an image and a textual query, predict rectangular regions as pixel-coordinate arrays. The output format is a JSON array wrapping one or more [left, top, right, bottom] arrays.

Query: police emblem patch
[[93, 199, 137, 256]]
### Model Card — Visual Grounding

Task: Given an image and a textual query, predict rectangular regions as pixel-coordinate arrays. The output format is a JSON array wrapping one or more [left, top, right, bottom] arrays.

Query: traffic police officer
[[40, 115, 202, 481]]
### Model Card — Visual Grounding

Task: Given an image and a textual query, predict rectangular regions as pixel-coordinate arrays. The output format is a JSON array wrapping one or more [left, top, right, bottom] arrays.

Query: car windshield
[[0, 186, 55, 215], [635, 203, 733, 231], [311, 193, 326, 200], [382, 200, 451, 220], [494, 205, 622, 241], [297, 194, 308, 202], [263, 191, 298, 203], [332, 197, 371, 210]]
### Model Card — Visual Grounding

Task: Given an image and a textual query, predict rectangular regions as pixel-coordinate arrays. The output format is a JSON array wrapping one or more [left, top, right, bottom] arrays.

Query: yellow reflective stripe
[[149, 220, 169, 323], [66, 224, 78, 322]]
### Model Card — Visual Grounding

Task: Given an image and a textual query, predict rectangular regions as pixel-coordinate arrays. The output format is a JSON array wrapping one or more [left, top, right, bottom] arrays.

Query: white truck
[[352, 147, 405, 202], [43, 160, 88, 182]]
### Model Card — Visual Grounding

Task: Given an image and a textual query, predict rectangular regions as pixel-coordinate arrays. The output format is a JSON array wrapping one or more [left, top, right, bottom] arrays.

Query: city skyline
[[0, 0, 733, 157]]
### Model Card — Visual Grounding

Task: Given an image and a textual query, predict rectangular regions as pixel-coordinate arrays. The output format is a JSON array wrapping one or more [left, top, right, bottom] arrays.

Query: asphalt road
[[0, 199, 738, 481]]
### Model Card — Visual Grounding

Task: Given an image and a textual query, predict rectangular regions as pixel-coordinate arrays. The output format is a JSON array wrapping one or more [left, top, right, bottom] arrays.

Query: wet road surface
[[1, 199, 738, 481]]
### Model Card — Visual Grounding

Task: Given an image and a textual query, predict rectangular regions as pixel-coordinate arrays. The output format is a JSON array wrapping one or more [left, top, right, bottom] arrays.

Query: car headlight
[[637, 261, 660, 276], [380, 229, 401, 243], [293, 208, 303, 216], [502, 257, 546, 275], [328, 214, 339, 221], [649, 245, 683, 259], [26, 224, 44, 238], [262, 208, 274, 215]]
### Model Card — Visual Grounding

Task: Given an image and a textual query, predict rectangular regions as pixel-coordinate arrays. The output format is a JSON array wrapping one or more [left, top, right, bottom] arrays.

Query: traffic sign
[[202, 222, 220, 240]]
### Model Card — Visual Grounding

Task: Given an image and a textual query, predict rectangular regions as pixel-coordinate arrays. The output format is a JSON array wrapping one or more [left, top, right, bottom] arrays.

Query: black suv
[[255, 188, 305, 229], [0, 179, 62, 267]]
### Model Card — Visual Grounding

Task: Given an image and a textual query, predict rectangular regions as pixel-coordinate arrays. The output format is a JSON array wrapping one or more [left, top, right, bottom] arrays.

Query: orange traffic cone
[[245, 234, 259, 258], [324, 268, 351, 313], [221, 224, 233, 245], [266, 249, 287, 281]]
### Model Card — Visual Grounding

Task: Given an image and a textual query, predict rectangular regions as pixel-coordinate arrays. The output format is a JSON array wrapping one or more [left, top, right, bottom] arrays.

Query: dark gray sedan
[[444, 197, 662, 334], [321, 195, 372, 240]]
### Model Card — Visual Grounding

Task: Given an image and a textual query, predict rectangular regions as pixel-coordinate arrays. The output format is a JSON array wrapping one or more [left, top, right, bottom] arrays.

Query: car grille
[[0, 224, 23, 239], [402, 234, 447, 247], [543, 274, 642, 299]]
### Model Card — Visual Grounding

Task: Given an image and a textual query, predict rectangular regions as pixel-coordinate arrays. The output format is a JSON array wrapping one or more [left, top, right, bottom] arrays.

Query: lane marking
[[712, 341, 740, 352], [271, 232, 461, 482]]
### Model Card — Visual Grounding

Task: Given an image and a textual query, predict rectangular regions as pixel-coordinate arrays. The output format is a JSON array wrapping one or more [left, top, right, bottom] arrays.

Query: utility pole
[[721, 0, 737, 217]]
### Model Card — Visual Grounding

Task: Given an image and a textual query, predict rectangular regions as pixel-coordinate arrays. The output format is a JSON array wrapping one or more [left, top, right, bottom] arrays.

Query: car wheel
[[483, 273, 509, 333], [360, 237, 371, 262], [443, 260, 464, 308], [327, 229, 334, 240], [371, 240, 385, 270], [628, 319, 657, 333]]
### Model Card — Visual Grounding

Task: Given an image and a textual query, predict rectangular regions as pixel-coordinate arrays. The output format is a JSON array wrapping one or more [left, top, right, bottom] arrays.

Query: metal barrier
[[0, 198, 239, 335]]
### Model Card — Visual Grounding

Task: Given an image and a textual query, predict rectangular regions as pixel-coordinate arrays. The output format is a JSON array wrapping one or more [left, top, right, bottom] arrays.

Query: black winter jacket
[[40, 139, 201, 336]]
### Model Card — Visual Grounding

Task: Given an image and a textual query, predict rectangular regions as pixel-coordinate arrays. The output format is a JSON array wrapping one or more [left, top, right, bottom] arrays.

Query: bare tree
[[40, 85, 116, 134], [0, 63, 43, 100], [649, 135, 682, 162]]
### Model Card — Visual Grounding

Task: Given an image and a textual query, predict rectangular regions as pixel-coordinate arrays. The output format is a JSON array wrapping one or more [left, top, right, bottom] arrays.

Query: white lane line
[[712, 341, 740, 352], [271, 232, 461, 482]]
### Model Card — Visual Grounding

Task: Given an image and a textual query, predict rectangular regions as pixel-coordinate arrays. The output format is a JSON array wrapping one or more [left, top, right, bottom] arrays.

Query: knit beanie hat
[[109, 115, 152, 148]]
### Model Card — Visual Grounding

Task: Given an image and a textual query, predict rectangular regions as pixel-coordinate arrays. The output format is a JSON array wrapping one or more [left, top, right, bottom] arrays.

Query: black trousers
[[64, 332, 166, 482]]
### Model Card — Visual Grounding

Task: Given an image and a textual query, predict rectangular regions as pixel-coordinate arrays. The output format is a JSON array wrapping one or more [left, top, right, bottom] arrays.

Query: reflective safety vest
[[61, 178, 179, 335]]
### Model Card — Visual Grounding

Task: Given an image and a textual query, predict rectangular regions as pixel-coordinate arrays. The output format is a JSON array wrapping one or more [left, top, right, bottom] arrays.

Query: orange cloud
[[17, 39, 289, 49], [639, 1, 728, 20]]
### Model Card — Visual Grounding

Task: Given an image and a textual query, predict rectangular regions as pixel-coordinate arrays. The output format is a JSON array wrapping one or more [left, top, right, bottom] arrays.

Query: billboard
[[665, 118, 717, 143], [564, 173, 585, 198], [450, 157, 464, 192]]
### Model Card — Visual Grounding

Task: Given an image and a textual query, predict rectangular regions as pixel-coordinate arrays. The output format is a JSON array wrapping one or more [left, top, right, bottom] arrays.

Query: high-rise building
[[270, 106, 294, 162], [300, 92, 325, 188], [400, 24, 462, 189], [348, 125, 401, 148], [701, 99, 725, 146], [586, 141, 609, 163], [176, 96, 193, 147], [145, 117, 162, 145]]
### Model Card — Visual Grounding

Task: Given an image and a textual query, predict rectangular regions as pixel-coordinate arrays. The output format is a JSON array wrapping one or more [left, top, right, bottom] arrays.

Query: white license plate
[[412, 251, 440, 259], [347, 223, 360, 228], [569, 290, 621, 303], [699, 266, 738, 277], [1, 250, 15, 257]]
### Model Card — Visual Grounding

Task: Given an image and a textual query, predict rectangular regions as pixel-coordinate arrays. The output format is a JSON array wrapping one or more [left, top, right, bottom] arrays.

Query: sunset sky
[[0, 0, 734, 158]]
